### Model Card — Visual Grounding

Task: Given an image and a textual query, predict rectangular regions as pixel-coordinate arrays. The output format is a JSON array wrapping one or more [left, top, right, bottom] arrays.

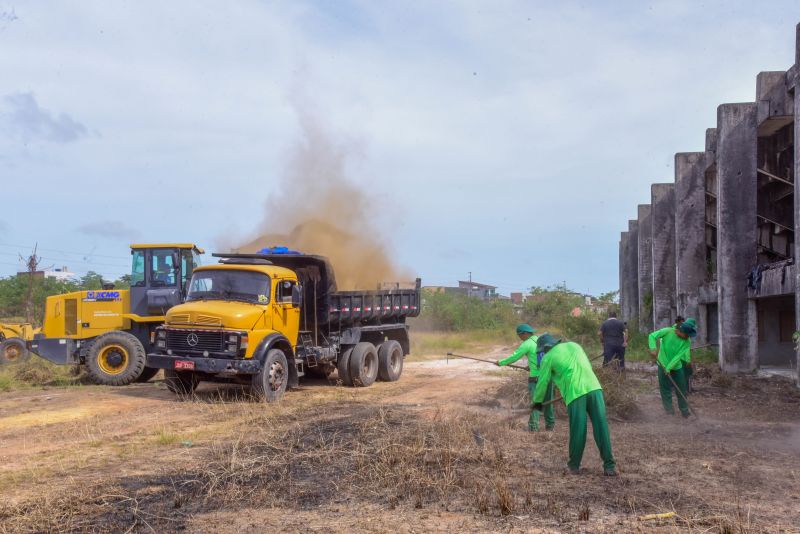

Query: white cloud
[[1, 92, 89, 143]]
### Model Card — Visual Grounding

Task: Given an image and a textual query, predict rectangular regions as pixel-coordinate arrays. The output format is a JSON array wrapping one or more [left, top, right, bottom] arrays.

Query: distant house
[[16, 266, 77, 282], [510, 292, 524, 306], [458, 280, 497, 300]]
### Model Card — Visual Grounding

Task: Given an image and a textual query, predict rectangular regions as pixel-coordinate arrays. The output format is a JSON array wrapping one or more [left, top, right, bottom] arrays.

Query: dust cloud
[[230, 109, 410, 290]]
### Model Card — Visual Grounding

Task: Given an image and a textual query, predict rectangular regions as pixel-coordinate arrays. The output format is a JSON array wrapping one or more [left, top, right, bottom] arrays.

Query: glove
[[532, 402, 543, 411]]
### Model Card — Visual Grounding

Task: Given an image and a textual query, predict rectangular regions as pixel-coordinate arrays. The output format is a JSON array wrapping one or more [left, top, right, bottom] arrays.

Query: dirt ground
[[1, 351, 799, 533]]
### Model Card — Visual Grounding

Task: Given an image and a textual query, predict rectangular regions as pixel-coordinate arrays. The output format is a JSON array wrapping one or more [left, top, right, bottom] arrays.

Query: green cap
[[536, 333, 561, 353], [679, 317, 697, 338], [516, 324, 535, 335]]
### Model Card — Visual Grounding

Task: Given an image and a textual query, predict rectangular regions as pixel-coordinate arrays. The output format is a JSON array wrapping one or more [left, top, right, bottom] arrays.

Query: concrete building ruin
[[619, 24, 800, 384]]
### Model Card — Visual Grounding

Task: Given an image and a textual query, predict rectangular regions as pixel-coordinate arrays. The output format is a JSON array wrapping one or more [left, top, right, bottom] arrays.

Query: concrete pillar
[[675, 152, 712, 343], [793, 22, 800, 386], [716, 103, 758, 373], [651, 183, 677, 329], [619, 232, 628, 320], [637, 204, 653, 332], [627, 220, 640, 328]]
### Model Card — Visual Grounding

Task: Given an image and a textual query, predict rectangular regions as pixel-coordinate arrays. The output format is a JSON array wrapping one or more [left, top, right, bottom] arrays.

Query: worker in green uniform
[[496, 324, 555, 431], [532, 334, 617, 476], [648, 318, 697, 417]]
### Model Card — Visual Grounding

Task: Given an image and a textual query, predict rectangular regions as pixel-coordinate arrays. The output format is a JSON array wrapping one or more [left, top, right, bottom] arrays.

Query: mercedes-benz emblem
[[186, 333, 199, 347]]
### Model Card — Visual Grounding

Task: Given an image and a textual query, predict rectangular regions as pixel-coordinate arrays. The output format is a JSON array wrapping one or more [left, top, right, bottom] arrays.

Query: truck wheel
[[0, 337, 30, 364], [348, 342, 379, 387], [252, 349, 288, 402], [378, 340, 404, 382], [85, 331, 146, 386], [135, 367, 160, 383], [164, 369, 199, 395], [337, 347, 354, 386]]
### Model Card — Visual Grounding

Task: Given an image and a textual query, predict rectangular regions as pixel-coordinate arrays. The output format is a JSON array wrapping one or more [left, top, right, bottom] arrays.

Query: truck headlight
[[157, 329, 167, 339], [156, 340, 166, 348], [227, 343, 238, 353], [227, 334, 238, 343]]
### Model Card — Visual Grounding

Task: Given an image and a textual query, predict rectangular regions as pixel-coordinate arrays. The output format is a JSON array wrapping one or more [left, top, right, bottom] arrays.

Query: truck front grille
[[166, 329, 224, 353]]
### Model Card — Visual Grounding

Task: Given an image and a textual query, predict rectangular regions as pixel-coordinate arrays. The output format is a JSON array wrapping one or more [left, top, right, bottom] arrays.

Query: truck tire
[[348, 342, 379, 387], [377, 340, 404, 382], [164, 369, 199, 395], [135, 367, 160, 383], [0, 337, 30, 364], [252, 349, 289, 402], [336, 347, 354, 386], [85, 331, 146, 386]]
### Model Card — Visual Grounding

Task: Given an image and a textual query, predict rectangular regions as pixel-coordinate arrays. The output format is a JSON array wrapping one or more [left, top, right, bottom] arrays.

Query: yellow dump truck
[[13, 244, 204, 385], [146, 252, 421, 401]]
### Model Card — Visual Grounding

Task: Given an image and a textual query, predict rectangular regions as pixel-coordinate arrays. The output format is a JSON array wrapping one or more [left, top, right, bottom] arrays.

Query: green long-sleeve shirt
[[533, 341, 602, 406], [498, 336, 540, 377], [648, 327, 690, 372]]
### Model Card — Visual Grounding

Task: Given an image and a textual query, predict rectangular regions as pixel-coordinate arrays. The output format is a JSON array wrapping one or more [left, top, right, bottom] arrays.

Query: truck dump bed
[[212, 253, 420, 329]]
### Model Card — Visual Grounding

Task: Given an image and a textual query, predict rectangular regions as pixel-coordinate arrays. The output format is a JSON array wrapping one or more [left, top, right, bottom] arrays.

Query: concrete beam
[[705, 128, 718, 154], [792, 29, 800, 385], [637, 204, 653, 332], [627, 220, 640, 328], [756, 71, 792, 125], [651, 183, 677, 329], [716, 103, 758, 373], [675, 152, 713, 343]]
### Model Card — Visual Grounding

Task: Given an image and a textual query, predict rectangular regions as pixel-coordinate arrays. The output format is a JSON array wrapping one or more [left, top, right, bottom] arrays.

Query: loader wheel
[[377, 340, 404, 382], [135, 367, 160, 383], [164, 369, 199, 395], [85, 331, 146, 386], [336, 347, 354, 387], [252, 349, 288, 402], [0, 338, 29, 364], [348, 342, 379, 387]]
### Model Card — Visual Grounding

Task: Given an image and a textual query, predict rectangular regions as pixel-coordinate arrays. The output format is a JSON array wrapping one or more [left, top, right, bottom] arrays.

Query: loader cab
[[129, 244, 204, 317]]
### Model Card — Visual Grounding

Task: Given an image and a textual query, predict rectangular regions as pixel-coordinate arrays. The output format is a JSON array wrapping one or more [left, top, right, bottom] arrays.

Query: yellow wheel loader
[[5, 244, 204, 385], [0, 322, 38, 364]]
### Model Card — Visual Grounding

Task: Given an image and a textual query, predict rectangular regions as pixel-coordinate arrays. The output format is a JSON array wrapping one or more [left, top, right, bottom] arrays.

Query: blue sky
[[0, 1, 797, 294]]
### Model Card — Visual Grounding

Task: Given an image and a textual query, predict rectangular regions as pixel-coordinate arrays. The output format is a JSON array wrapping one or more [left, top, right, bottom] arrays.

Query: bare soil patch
[[0, 360, 799, 533]]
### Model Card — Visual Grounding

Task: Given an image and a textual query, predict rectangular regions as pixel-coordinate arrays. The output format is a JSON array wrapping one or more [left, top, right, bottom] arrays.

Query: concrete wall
[[637, 204, 653, 332], [651, 183, 676, 328], [716, 103, 759, 373]]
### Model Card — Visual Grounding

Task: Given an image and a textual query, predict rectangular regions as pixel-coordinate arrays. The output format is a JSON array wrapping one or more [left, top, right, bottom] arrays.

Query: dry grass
[[0, 359, 84, 390]]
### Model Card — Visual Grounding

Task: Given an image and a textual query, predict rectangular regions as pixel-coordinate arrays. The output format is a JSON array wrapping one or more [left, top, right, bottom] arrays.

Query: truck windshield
[[187, 270, 271, 304]]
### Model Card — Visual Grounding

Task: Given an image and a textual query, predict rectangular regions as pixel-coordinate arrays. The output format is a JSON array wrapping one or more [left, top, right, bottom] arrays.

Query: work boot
[[681, 412, 691, 419], [603, 468, 619, 477], [566, 465, 580, 475]]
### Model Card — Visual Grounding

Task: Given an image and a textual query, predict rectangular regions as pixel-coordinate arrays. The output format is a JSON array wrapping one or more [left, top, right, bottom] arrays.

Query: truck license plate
[[175, 360, 195, 370]]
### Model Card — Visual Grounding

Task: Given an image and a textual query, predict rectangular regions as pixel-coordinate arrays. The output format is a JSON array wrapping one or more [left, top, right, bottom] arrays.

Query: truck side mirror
[[291, 284, 302, 307], [172, 252, 180, 271]]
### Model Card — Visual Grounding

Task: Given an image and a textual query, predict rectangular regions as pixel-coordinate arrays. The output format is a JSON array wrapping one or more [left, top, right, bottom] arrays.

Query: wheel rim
[[268, 360, 285, 391], [98, 344, 129, 375], [390, 349, 401, 373], [3, 343, 23, 362], [364, 353, 375, 376]]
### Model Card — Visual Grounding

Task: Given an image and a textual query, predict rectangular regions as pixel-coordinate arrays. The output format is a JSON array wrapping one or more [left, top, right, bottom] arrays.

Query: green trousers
[[567, 390, 616, 471], [528, 379, 555, 431], [658, 365, 689, 416]]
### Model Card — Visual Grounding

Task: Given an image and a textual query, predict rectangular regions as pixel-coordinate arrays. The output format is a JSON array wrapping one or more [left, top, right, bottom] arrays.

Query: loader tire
[[135, 367, 160, 383], [348, 342, 379, 387], [337, 347, 354, 386], [85, 331, 146, 386], [252, 349, 288, 402], [0, 337, 30, 365], [377, 340, 404, 382], [164, 369, 199, 395]]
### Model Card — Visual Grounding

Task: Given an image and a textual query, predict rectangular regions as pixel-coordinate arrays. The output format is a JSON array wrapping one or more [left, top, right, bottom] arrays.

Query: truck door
[[273, 278, 301, 347]]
